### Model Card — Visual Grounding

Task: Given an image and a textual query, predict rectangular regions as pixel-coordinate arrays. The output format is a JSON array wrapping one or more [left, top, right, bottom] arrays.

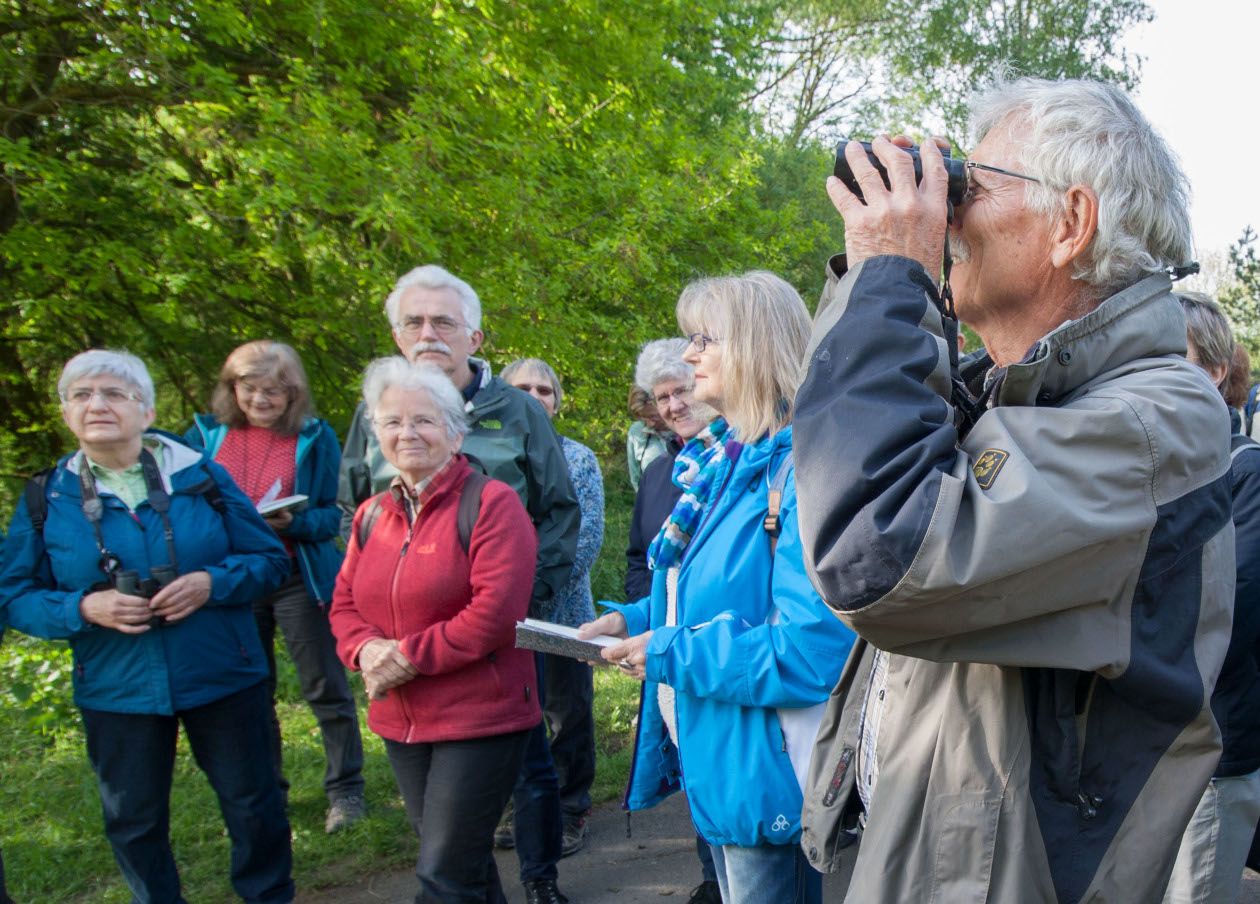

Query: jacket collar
[[62, 430, 205, 497], [378, 455, 471, 516], [995, 273, 1185, 407]]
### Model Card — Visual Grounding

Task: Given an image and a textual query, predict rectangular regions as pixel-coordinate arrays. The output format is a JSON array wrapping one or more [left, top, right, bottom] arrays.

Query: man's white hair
[[384, 265, 482, 332], [970, 77, 1193, 294]]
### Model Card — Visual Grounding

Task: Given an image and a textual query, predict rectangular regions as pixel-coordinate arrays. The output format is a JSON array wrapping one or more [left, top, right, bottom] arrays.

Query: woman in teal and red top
[[186, 340, 367, 833]]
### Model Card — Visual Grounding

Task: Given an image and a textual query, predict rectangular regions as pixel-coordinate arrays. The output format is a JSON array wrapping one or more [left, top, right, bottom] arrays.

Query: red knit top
[[330, 456, 541, 744], [215, 425, 298, 503]]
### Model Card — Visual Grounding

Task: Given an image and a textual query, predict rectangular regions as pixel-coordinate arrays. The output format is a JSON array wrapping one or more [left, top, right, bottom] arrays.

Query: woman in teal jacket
[[0, 349, 293, 903], [185, 340, 366, 833], [581, 273, 855, 904]]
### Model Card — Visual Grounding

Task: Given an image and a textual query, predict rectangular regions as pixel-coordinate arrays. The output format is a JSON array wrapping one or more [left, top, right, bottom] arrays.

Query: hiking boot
[[494, 802, 515, 849], [560, 812, 588, 857], [324, 793, 367, 833], [687, 880, 722, 904], [522, 878, 569, 904]]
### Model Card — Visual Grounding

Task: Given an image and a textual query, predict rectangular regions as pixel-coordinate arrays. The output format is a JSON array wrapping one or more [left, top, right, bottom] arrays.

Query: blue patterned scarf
[[647, 417, 738, 570]]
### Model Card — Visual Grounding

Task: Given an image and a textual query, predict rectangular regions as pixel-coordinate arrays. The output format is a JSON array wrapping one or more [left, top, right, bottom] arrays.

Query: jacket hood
[[62, 429, 206, 495], [998, 273, 1186, 407]]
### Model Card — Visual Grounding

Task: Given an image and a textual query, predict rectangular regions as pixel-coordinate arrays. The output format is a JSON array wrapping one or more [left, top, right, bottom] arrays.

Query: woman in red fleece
[[330, 358, 539, 904]]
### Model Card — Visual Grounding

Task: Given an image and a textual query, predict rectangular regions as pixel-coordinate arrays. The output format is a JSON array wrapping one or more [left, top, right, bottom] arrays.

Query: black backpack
[[356, 470, 488, 554]]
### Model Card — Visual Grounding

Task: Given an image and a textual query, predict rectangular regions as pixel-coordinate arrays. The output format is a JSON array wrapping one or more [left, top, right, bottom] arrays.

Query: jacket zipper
[[388, 509, 418, 742], [1075, 673, 1102, 820]]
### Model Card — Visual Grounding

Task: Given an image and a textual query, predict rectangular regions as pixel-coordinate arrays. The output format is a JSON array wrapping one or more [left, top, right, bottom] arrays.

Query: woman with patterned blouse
[[503, 357, 606, 857], [186, 340, 366, 834]]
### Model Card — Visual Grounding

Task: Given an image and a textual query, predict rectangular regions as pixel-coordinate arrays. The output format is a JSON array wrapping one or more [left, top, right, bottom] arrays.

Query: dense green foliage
[[0, 0, 1155, 509], [0, 0, 844, 502]]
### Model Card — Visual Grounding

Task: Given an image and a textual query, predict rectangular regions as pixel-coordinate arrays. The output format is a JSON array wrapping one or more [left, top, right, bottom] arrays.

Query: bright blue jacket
[[185, 414, 344, 604], [610, 426, 855, 847], [0, 433, 289, 714]]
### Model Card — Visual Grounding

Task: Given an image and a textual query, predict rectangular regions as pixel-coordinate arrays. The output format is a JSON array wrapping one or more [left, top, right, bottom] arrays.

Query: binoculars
[[114, 565, 178, 628], [833, 139, 968, 208]]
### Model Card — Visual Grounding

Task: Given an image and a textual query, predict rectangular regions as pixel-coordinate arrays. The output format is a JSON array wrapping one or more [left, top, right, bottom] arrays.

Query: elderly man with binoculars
[[794, 77, 1235, 904]]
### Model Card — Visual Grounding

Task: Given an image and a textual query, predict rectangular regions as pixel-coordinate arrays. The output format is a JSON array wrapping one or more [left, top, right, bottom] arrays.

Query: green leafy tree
[[1221, 226, 1260, 361]]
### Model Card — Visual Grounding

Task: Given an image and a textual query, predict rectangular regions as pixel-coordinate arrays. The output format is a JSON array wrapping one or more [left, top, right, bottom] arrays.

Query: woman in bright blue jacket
[[0, 349, 293, 903], [185, 340, 365, 833], [580, 273, 855, 904]]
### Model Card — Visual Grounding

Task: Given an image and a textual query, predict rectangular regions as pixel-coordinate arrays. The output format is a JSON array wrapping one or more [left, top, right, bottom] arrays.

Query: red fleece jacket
[[330, 457, 540, 744]]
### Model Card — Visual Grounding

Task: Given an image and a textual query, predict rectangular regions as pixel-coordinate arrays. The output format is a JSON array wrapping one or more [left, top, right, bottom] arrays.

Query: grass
[[0, 465, 644, 902]]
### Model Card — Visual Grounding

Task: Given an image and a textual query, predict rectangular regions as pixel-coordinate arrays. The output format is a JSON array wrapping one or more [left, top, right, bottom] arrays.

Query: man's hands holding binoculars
[[828, 135, 952, 283]]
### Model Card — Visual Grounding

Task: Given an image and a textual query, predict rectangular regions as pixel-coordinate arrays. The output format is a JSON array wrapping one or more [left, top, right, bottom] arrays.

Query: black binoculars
[[114, 565, 178, 628], [834, 139, 968, 208]]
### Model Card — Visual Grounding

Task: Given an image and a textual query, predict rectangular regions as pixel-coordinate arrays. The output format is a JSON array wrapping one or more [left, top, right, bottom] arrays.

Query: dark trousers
[[512, 654, 563, 881], [542, 654, 596, 818], [385, 730, 530, 904], [0, 846, 12, 904], [81, 682, 294, 904], [254, 571, 365, 801]]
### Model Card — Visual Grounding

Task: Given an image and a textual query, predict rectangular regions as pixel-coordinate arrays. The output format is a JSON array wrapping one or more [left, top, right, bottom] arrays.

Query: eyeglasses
[[964, 161, 1041, 200], [687, 333, 719, 353], [236, 381, 288, 400], [62, 387, 145, 407], [394, 316, 468, 339], [654, 385, 694, 408], [373, 415, 443, 435], [511, 382, 555, 398]]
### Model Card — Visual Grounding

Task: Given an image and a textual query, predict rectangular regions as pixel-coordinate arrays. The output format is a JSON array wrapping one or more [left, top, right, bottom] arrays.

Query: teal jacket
[[610, 426, 855, 847], [185, 414, 343, 604], [0, 433, 289, 714]]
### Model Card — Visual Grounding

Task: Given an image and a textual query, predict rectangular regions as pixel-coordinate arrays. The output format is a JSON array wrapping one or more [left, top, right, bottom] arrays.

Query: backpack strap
[[457, 470, 489, 555], [22, 468, 54, 533], [356, 494, 386, 551], [763, 451, 794, 557]]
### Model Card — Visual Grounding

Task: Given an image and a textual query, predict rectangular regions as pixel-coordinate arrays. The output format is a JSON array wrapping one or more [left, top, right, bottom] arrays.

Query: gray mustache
[[410, 341, 452, 357]]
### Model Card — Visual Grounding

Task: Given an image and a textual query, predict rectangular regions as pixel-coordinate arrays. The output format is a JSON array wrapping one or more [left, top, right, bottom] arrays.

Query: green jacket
[[338, 360, 580, 617]]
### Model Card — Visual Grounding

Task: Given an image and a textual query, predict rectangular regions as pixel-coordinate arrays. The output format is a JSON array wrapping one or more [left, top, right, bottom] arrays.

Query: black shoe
[[687, 880, 722, 904], [560, 812, 588, 857], [522, 878, 569, 904]]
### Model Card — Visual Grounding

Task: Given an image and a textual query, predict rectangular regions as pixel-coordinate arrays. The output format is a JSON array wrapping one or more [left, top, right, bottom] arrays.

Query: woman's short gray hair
[[58, 349, 156, 410], [502, 357, 564, 413], [361, 357, 468, 440], [634, 338, 692, 393], [384, 265, 482, 332], [970, 77, 1193, 294], [1177, 291, 1236, 378]]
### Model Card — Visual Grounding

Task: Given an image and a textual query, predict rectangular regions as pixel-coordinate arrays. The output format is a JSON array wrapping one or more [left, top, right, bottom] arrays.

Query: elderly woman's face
[[234, 372, 290, 430], [507, 367, 558, 418], [652, 378, 705, 440], [61, 375, 155, 448], [373, 385, 462, 484]]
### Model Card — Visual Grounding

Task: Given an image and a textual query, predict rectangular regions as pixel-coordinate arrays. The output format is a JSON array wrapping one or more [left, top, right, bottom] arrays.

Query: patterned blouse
[[551, 436, 605, 628]]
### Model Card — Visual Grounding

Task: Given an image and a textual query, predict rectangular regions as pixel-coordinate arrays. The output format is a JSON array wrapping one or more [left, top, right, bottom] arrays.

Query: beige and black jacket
[[793, 255, 1235, 903]]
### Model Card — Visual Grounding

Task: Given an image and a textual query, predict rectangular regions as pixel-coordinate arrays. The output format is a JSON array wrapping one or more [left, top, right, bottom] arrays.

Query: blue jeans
[[511, 654, 563, 881], [709, 843, 821, 904], [385, 730, 530, 903], [81, 682, 294, 904]]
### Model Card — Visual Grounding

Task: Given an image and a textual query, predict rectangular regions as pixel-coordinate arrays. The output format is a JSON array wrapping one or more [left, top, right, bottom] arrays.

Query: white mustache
[[947, 232, 972, 263], [410, 341, 452, 358]]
